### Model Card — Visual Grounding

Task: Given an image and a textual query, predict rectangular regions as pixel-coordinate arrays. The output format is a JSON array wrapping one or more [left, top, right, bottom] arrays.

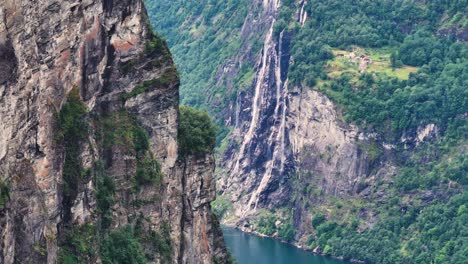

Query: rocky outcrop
[[288, 89, 371, 196], [0, 0, 227, 263], [172, 156, 230, 264]]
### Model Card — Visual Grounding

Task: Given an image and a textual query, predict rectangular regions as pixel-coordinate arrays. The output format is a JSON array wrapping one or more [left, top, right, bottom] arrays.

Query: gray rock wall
[[0, 1, 227, 263]]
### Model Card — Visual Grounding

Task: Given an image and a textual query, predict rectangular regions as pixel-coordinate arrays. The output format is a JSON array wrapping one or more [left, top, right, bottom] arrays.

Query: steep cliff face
[[219, 0, 292, 217], [0, 1, 227, 263], [214, 0, 406, 244], [217, 0, 376, 222]]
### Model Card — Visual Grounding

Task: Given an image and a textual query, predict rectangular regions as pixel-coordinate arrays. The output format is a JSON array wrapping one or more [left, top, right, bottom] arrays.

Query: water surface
[[223, 227, 350, 264]]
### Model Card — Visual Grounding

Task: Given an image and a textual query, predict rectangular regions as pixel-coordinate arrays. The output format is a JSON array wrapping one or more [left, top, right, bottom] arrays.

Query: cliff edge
[[0, 0, 228, 263]]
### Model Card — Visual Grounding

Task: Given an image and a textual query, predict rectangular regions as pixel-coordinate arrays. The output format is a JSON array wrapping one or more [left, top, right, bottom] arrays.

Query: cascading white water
[[231, 23, 274, 179], [278, 80, 288, 174], [299, 0, 308, 26], [263, 0, 280, 10], [246, 29, 288, 212], [234, 93, 241, 129], [224, 0, 292, 217]]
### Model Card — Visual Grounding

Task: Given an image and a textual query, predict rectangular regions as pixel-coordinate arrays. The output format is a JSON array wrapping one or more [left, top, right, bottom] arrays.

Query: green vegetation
[[101, 226, 147, 264], [145, 0, 261, 112], [58, 88, 89, 222], [135, 216, 172, 262], [59, 217, 173, 264], [254, 210, 277, 236], [278, 221, 295, 242], [59, 224, 97, 264], [135, 156, 164, 187], [146, 224, 172, 262], [98, 110, 164, 190], [357, 141, 382, 165], [318, 56, 467, 141], [312, 213, 326, 228], [100, 110, 145, 149], [59, 88, 88, 195], [394, 141, 467, 192], [276, 0, 467, 151], [178, 106, 218, 157], [120, 31, 172, 75], [0, 179, 9, 208], [293, 132, 467, 263], [145, 33, 171, 57], [214, 251, 237, 264], [58, 106, 168, 262], [252, 209, 296, 241], [305, 192, 468, 264], [94, 161, 115, 230], [57, 89, 169, 263], [286, 0, 467, 143], [211, 195, 233, 220]]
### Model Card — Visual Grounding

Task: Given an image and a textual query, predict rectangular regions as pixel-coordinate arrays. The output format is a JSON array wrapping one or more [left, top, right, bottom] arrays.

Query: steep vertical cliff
[[221, 1, 289, 215], [216, 0, 379, 229], [0, 0, 228, 263]]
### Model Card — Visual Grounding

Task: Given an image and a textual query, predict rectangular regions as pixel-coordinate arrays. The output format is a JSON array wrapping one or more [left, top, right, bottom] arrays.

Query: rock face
[[218, 0, 292, 217], [0, 0, 227, 263], [216, 0, 393, 239], [287, 89, 370, 196]]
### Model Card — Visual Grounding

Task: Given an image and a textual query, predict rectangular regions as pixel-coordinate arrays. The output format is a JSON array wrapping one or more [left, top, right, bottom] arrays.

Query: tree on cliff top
[[178, 106, 218, 158]]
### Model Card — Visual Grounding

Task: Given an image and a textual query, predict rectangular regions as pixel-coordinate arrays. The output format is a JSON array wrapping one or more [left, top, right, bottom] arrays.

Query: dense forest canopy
[[145, 0, 255, 110], [281, 0, 467, 141]]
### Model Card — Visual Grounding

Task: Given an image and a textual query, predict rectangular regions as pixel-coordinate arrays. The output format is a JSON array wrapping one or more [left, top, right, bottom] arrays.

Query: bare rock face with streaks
[[216, 0, 394, 241], [0, 0, 227, 263]]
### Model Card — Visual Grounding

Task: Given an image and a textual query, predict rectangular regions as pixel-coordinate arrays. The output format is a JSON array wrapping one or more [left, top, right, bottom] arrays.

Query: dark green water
[[223, 227, 350, 264]]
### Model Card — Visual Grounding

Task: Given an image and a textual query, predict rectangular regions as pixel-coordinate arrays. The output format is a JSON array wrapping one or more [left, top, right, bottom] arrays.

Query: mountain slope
[[147, 0, 467, 263]]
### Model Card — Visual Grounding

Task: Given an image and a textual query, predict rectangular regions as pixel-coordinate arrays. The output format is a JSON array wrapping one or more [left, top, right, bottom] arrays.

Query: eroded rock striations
[[0, 0, 228, 263]]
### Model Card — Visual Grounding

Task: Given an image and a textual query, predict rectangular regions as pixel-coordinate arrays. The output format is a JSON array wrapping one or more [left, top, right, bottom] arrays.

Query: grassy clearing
[[328, 47, 419, 80], [367, 63, 418, 80]]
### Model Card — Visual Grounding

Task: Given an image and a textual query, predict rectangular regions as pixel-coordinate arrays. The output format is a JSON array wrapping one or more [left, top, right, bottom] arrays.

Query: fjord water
[[223, 227, 350, 264]]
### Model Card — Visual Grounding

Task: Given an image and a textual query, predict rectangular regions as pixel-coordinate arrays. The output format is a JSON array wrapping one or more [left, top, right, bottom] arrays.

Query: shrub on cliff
[[58, 88, 88, 222], [100, 226, 146, 264], [178, 106, 217, 157]]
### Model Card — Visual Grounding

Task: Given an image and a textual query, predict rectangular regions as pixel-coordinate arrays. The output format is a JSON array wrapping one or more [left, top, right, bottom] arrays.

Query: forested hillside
[[146, 0, 467, 263], [283, 0, 467, 141], [284, 2, 467, 263], [145, 0, 262, 111]]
